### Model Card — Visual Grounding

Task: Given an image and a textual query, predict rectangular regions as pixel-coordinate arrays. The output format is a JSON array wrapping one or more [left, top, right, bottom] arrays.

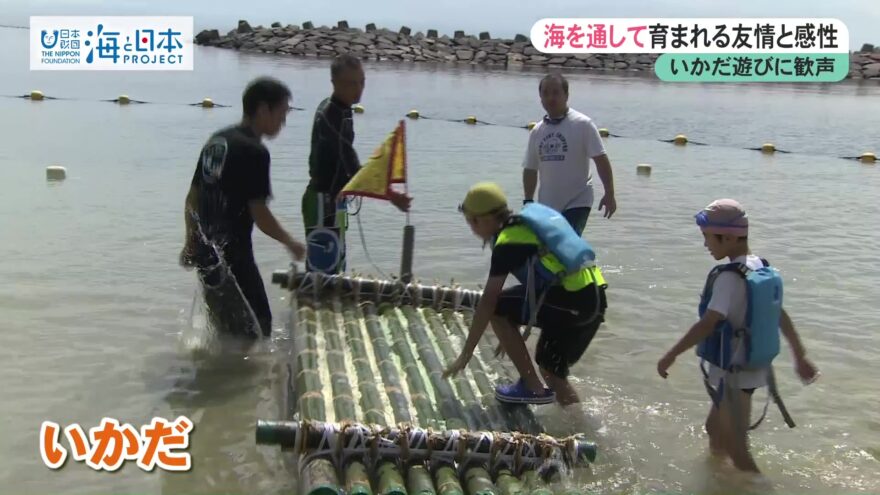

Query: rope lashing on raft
[[256, 420, 596, 473], [282, 270, 484, 312]]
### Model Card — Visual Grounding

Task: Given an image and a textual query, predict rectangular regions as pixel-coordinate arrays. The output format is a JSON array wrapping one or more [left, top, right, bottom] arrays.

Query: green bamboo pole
[[341, 300, 408, 495], [423, 308, 491, 430], [407, 464, 437, 495], [399, 306, 469, 429], [319, 303, 372, 495], [430, 308, 509, 431], [436, 316, 521, 433], [442, 310, 543, 434], [296, 305, 326, 422], [435, 464, 466, 495], [458, 429, 499, 495], [344, 461, 373, 495], [320, 306, 357, 421], [295, 304, 340, 495], [376, 460, 407, 495], [361, 302, 413, 425], [520, 470, 553, 495], [365, 301, 437, 495], [301, 458, 343, 495], [332, 299, 414, 495], [464, 465, 499, 495], [382, 304, 444, 429], [341, 300, 386, 425], [391, 304, 469, 495], [495, 469, 527, 495]]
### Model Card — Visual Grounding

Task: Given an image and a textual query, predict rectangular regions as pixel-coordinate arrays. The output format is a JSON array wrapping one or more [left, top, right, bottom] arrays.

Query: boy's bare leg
[[490, 315, 545, 392], [706, 405, 727, 457], [540, 366, 580, 405], [719, 389, 760, 473]]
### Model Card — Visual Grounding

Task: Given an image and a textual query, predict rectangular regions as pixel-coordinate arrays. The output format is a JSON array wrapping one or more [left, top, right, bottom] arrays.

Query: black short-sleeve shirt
[[190, 124, 270, 258]]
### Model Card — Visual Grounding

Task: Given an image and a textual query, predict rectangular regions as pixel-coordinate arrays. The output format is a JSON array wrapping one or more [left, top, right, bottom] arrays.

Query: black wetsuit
[[301, 96, 361, 274]]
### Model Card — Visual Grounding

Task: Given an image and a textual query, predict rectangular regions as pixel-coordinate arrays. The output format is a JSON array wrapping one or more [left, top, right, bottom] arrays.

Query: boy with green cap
[[443, 182, 608, 406], [657, 198, 819, 473]]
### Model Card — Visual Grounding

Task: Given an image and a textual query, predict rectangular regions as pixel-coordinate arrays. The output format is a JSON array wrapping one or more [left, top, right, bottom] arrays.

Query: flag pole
[[399, 120, 414, 283]]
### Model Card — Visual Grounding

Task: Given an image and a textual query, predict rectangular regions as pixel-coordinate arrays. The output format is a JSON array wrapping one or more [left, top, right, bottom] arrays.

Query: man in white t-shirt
[[522, 74, 617, 235]]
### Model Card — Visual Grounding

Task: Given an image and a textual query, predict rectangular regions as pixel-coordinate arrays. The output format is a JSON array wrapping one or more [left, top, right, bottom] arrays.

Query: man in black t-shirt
[[180, 77, 305, 338]]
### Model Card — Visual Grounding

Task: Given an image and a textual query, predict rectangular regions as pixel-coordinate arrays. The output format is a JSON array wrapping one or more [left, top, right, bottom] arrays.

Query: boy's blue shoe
[[494, 379, 555, 405]]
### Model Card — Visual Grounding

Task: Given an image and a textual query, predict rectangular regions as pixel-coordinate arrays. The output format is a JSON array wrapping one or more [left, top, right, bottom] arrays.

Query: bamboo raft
[[260, 265, 598, 495]]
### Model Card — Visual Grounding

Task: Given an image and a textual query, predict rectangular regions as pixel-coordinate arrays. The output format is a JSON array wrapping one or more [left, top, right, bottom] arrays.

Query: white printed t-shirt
[[522, 108, 607, 212]]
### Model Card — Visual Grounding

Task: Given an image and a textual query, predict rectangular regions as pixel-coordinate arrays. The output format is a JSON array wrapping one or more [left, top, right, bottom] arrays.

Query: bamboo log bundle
[[399, 306, 472, 429], [341, 300, 387, 426], [436, 309, 518, 432], [294, 304, 339, 495], [271, 264, 598, 493], [441, 310, 542, 435], [361, 302, 413, 425], [422, 307, 491, 429], [321, 303, 374, 494], [382, 304, 443, 429]]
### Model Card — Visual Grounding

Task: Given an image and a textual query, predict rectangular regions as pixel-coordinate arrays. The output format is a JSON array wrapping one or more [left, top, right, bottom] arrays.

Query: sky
[[1, 0, 877, 48]]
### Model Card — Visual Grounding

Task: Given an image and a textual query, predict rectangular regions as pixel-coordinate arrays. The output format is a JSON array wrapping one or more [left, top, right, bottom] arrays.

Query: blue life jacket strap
[[700, 359, 725, 407], [702, 363, 796, 430]]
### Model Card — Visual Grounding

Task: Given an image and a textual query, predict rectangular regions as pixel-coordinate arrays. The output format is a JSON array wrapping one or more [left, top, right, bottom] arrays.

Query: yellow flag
[[341, 120, 407, 200]]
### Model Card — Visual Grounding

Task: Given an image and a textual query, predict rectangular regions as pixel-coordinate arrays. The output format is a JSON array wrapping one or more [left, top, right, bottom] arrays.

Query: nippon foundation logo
[[30, 16, 194, 71], [40, 417, 193, 472], [529, 18, 850, 82]]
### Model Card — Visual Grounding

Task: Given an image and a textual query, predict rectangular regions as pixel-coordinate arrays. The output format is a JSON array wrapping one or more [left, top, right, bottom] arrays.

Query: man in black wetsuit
[[180, 77, 305, 338], [301, 54, 411, 274]]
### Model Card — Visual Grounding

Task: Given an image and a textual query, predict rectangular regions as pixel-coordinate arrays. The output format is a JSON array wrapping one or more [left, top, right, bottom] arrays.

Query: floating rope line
[[1, 92, 306, 110], [403, 111, 878, 159], [4, 90, 874, 161]]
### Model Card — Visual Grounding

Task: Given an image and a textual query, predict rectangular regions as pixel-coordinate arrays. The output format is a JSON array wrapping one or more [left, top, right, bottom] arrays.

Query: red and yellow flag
[[340, 120, 407, 200]]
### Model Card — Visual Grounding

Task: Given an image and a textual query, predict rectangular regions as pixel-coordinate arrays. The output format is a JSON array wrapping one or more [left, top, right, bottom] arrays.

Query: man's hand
[[286, 239, 306, 261], [599, 194, 617, 219], [389, 191, 412, 212]]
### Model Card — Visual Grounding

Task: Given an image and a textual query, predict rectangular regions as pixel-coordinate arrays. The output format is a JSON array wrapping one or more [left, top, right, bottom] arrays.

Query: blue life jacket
[[697, 259, 783, 370], [492, 203, 605, 332], [518, 202, 596, 273]]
